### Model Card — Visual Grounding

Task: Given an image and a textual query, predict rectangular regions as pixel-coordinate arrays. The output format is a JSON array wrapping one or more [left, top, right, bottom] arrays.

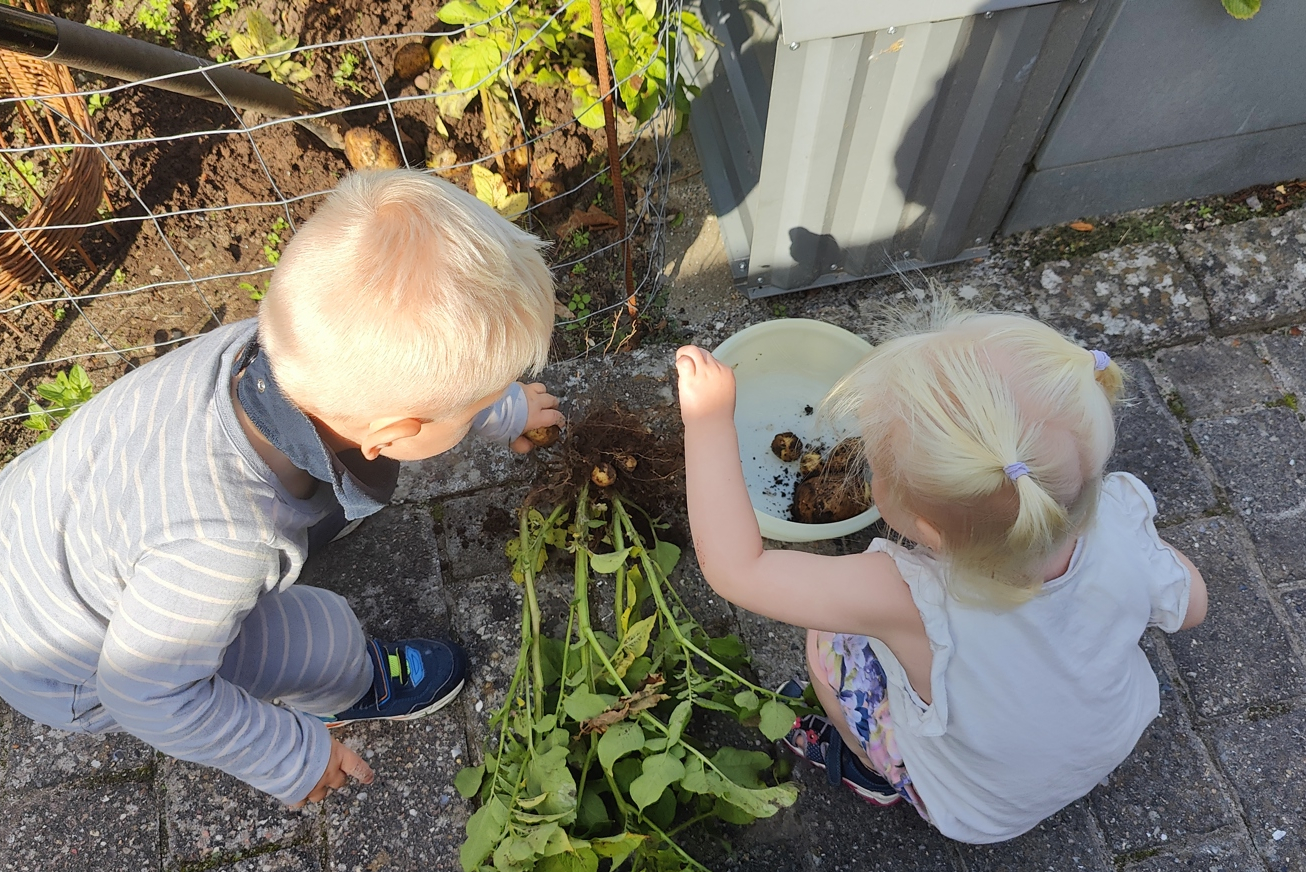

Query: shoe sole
[[324, 679, 465, 729]]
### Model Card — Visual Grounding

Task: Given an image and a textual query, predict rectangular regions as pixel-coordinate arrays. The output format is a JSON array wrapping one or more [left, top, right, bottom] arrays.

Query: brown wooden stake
[[587, 0, 636, 318]]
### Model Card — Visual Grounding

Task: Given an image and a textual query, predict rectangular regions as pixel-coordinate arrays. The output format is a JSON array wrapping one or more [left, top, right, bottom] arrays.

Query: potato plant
[[456, 489, 801, 872]]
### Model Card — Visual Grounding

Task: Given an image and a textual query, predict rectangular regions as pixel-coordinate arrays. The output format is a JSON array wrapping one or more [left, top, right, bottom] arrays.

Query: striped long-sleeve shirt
[[0, 319, 527, 802]]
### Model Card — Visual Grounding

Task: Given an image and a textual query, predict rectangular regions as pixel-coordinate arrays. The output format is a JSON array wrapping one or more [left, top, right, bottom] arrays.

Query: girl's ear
[[913, 516, 945, 552], [359, 417, 423, 461]]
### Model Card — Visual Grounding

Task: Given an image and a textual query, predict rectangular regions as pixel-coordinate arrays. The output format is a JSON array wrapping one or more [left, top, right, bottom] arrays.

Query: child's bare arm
[[676, 346, 918, 637], [1163, 542, 1208, 630]]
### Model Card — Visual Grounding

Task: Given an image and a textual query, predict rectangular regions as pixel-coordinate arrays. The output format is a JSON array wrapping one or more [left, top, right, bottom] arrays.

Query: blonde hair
[[828, 297, 1124, 606], [259, 170, 554, 423]]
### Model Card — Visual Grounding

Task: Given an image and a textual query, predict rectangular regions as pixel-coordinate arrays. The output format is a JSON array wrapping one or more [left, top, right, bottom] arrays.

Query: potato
[[393, 43, 432, 80], [591, 462, 618, 488], [613, 453, 638, 473], [826, 437, 864, 474], [791, 477, 872, 524], [344, 127, 403, 170], [798, 452, 822, 477], [523, 425, 561, 448], [770, 432, 803, 462]]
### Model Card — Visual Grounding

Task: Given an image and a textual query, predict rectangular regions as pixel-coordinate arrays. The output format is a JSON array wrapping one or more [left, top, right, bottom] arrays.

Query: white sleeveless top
[[868, 472, 1191, 843]]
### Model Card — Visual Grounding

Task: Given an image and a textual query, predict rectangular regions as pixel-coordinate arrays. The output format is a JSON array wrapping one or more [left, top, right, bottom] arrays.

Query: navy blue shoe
[[324, 638, 467, 728]]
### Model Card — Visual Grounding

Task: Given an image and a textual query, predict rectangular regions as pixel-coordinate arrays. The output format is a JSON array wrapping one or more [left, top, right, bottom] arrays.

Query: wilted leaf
[[612, 614, 656, 678], [563, 690, 616, 722], [589, 547, 631, 574], [591, 833, 645, 871]]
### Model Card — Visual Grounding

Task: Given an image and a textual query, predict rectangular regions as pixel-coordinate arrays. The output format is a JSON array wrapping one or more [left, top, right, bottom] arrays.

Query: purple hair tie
[[1004, 462, 1030, 482], [1090, 349, 1111, 371]]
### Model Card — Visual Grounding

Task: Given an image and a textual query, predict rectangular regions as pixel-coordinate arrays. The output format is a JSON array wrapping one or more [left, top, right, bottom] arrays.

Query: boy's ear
[[359, 417, 423, 461]]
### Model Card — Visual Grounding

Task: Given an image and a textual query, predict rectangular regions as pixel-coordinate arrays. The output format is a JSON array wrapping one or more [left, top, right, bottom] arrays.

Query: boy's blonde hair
[[829, 298, 1124, 606], [259, 170, 554, 424]]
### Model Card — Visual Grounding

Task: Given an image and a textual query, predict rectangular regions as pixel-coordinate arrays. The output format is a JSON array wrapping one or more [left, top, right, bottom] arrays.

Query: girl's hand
[[675, 345, 735, 425], [510, 382, 565, 454]]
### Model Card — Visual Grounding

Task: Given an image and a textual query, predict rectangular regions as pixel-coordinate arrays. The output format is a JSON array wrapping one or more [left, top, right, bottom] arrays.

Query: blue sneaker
[[324, 637, 467, 728]]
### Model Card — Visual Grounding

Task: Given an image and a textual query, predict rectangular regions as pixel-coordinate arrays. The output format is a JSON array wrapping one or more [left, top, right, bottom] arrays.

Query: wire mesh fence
[[0, 0, 696, 459]]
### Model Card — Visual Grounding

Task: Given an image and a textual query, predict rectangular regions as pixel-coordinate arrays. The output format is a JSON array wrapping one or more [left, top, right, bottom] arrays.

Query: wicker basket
[[0, 0, 105, 300]]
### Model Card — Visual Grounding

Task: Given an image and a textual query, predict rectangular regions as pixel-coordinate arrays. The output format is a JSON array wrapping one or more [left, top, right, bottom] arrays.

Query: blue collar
[[233, 340, 396, 520]]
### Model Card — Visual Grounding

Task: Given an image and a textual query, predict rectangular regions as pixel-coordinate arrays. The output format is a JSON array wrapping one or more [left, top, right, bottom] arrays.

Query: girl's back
[[871, 472, 1190, 842]]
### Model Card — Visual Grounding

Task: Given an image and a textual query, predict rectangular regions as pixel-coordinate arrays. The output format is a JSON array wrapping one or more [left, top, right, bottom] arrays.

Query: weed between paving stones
[[456, 485, 807, 872]]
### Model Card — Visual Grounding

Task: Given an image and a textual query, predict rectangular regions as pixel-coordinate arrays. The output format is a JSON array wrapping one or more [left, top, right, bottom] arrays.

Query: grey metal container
[[684, 0, 1306, 298]]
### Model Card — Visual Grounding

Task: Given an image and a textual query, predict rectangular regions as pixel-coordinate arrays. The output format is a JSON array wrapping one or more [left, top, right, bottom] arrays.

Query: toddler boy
[[0, 170, 562, 806]]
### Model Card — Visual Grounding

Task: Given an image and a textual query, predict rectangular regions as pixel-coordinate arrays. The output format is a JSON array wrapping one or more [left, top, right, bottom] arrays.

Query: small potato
[[591, 462, 618, 488], [344, 127, 402, 170], [613, 453, 638, 473], [393, 42, 432, 80], [523, 425, 562, 448], [826, 437, 864, 474], [770, 432, 803, 462], [798, 452, 822, 477]]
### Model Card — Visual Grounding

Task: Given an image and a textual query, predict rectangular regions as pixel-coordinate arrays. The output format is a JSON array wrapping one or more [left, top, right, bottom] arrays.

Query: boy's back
[[0, 320, 338, 801]]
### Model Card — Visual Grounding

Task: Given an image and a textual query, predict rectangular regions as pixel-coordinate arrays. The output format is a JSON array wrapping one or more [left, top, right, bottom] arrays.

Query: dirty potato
[[344, 127, 403, 170], [524, 425, 562, 448], [791, 477, 872, 525], [825, 437, 864, 474], [393, 42, 432, 80], [591, 462, 618, 488], [770, 432, 803, 462], [798, 452, 822, 477], [613, 453, 638, 473]]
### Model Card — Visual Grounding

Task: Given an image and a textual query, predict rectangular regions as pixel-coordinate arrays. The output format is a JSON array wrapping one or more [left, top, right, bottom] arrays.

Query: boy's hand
[[675, 346, 736, 425], [294, 738, 375, 807], [509, 382, 565, 454]]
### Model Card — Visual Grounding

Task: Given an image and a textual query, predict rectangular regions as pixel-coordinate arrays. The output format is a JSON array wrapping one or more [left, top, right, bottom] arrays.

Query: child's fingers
[[340, 746, 375, 785]]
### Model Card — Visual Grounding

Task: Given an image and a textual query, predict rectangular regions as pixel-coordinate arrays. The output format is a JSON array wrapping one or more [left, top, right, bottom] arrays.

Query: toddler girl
[[674, 303, 1208, 843]]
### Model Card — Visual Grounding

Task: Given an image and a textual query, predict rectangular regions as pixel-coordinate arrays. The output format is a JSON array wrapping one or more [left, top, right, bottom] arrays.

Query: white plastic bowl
[[711, 319, 881, 542]]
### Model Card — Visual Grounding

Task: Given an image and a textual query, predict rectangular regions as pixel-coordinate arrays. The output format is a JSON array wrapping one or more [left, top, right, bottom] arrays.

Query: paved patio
[[4, 144, 1306, 871]]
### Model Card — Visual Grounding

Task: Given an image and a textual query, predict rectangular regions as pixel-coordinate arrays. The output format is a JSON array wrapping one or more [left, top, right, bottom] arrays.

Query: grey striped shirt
[[0, 320, 345, 802]]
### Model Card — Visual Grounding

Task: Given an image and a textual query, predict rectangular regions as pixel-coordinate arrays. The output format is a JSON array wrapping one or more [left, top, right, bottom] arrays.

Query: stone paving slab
[[1031, 242, 1210, 354], [1090, 635, 1236, 854], [226, 848, 322, 871], [1263, 332, 1306, 398], [1121, 831, 1267, 872], [0, 781, 158, 872], [956, 802, 1111, 872], [1153, 339, 1281, 418], [440, 485, 530, 582], [1207, 708, 1306, 872], [3, 719, 154, 792], [1191, 407, 1306, 584], [1158, 517, 1305, 718], [1110, 360, 1216, 524], [1178, 209, 1306, 333], [163, 759, 313, 867]]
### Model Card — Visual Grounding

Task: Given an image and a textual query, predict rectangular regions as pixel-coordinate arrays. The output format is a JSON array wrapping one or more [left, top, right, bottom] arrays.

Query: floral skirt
[[815, 632, 928, 817]]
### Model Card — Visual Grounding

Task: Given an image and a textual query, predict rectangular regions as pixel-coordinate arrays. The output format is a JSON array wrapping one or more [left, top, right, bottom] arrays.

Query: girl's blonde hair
[[259, 170, 554, 424], [828, 297, 1124, 606]]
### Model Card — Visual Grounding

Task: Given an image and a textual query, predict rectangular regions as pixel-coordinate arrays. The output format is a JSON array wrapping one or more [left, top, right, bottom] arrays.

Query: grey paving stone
[[731, 602, 809, 690], [324, 719, 469, 872], [1110, 360, 1216, 524], [440, 485, 530, 582], [164, 759, 313, 867], [444, 572, 524, 751], [302, 503, 450, 638], [1191, 408, 1306, 583], [1263, 333, 1306, 399], [1160, 517, 1305, 717], [924, 257, 1037, 315], [793, 762, 960, 872], [223, 848, 322, 871], [1121, 830, 1265, 872], [1090, 634, 1235, 853], [1032, 242, 1210, 354], [0, 781, 158, 872], [1208, 708, 1306, 872], [1179, 210, 1306, 333], [2, 718, 154, 791], [1280, 589, 1306, 652], [956, 801, 1112, 872], [393, 440, 540, 504], [1153, 339, 1280, 418]]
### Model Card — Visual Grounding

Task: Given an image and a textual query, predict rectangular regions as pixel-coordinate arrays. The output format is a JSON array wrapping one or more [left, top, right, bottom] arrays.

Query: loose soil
[[1, 0, 668, 461]]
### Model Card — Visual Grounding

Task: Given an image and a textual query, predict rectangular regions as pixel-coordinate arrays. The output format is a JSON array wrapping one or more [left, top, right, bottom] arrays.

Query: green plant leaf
[[438, 0, 491, 25], [588, 547, 630, 574], [715, 778, 799, 819], [524, 745, 578, 822], [563, 690, 616, 722], [535, 847, 600, 872], [759, 699, 796, 741], [454, 764, 484, 798], [629, 753, 685, 810], [597, 721, 645, 773], [449, 37, 501, 90], [572, 87, 606, 129], [575, 789, 610, 831], [733, 690, 760, 713], [680, 755, 714, 794], [651, 541, 681, 576], [612, 614, 656, 678], [665, 700, 692, 746], [713, 794, 757, 825], [591, 833, 645, 871], [459, 796, 510, 871], [1221, 0, 1260, 18], [635, 0, 657, 19], [712, 747, 773, 789]]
